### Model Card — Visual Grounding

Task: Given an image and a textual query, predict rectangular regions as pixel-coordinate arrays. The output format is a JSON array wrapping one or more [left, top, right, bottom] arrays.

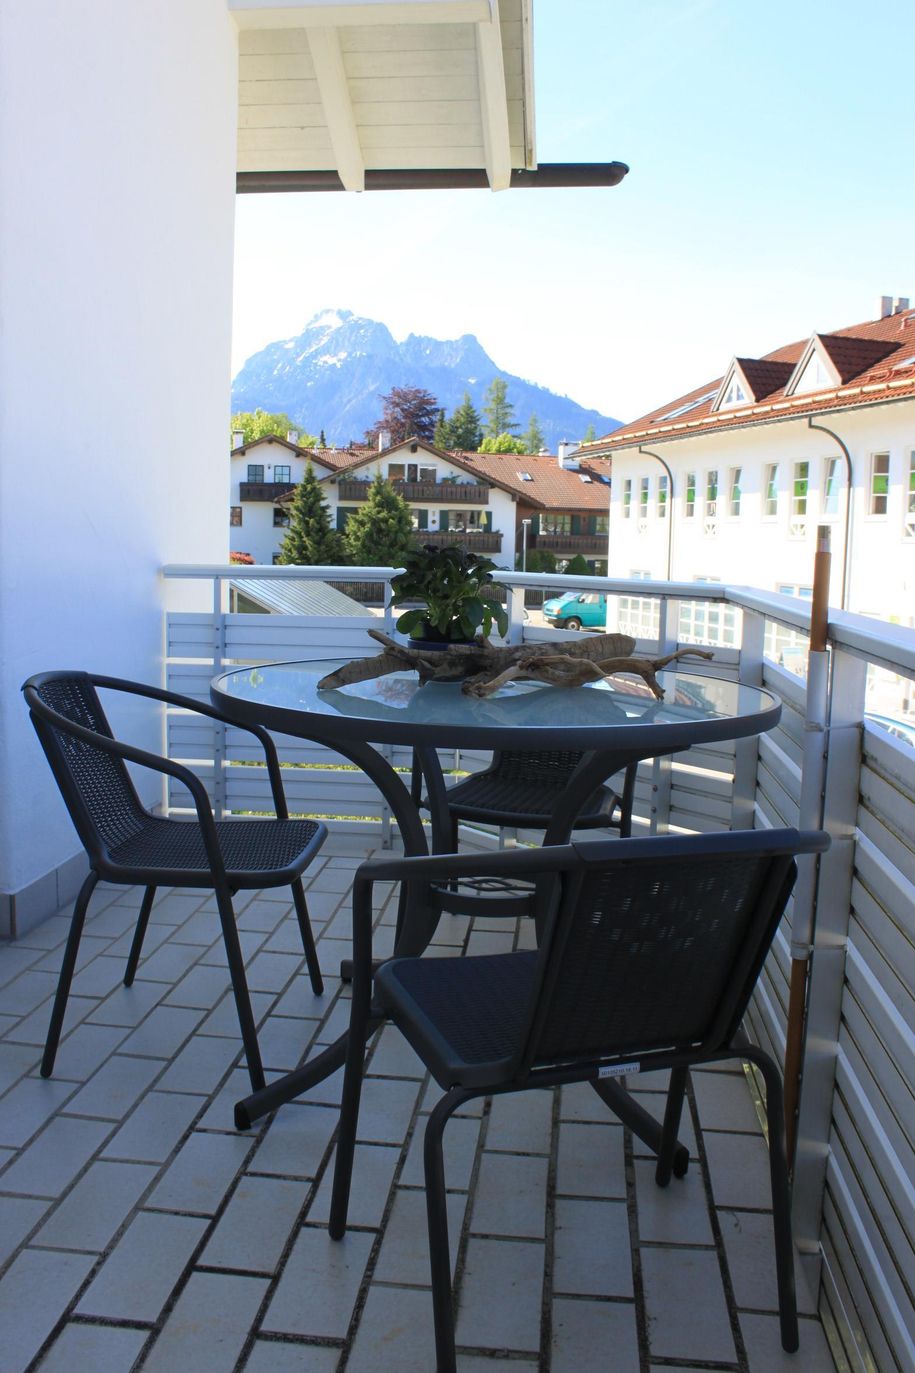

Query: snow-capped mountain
[[231, 310, 619, 448]]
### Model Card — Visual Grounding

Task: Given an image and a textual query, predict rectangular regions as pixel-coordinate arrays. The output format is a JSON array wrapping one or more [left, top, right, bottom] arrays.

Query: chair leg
[[42, 870, 98, 1077], [328, 996, 373, 1239], [213, 885, 265, 1094], [656, 1066, 690, 1185], [424, 1088, 468, 1373], [291, 878, 323, 995], [123, 885, 156, 987], [747, 1048, 799, 1352]]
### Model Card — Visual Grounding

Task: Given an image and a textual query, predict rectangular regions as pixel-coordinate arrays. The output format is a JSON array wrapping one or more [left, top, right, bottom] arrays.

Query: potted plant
[[390, 543, 508, 644]]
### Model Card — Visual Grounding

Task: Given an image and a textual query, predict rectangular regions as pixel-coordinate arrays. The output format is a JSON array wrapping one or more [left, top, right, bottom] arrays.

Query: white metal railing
[[162, 562, 915, 1373]]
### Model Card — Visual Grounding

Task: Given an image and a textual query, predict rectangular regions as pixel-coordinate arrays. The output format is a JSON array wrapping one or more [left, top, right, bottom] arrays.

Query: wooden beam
[[230, 1, 491, 29], [474, 0, 511, 190], [306, 27, 365, 191]]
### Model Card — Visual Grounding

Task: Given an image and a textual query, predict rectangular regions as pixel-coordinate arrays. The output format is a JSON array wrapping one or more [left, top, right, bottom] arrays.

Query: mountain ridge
[[232, 310, 619, 449]]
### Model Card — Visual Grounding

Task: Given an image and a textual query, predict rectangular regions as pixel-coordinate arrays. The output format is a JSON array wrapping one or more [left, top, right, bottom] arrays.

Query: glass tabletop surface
[[214, 657, 779, 736]]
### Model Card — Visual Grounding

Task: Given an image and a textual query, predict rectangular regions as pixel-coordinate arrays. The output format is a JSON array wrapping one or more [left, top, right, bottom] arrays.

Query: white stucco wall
[[607, 402, 915, 622], [0, 1, 238, 907], [230, 441, 336, 564]]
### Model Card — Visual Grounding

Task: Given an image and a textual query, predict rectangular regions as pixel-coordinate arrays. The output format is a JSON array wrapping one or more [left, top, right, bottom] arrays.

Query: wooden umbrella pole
[[783, 526, 831, 1166]]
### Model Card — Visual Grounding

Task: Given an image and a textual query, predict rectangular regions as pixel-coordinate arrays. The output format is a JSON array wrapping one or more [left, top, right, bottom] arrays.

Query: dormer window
[[793, 351, 833, 394], [720, 377, 748, 408]]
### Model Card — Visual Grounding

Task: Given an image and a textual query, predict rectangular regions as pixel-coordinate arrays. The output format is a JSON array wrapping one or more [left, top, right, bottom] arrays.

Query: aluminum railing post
[[732, 607, 766, 830]]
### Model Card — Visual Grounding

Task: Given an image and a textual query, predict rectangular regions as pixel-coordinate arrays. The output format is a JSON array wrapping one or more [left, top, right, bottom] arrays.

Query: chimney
[[286, 430, 298, 444], [879, 296, 893, 318], [378, 429, 391, 452], [232, 430, 244, 450], [557, 440, 580, 469], [894, 296, 910, 314], [539, 447, 551, 457]]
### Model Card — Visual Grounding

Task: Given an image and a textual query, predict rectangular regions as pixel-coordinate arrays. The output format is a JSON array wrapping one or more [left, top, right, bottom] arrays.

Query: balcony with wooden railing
[[534, 531, 608, 553], [337, 478, 489, 504], [239, 481, 297, 501]]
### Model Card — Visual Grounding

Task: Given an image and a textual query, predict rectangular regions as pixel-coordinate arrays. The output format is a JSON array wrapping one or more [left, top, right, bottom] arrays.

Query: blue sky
[[232, 0, 915, 425]]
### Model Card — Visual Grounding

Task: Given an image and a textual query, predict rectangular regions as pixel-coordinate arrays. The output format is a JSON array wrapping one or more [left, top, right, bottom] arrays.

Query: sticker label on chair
[[597, 1062, 640, 1078]]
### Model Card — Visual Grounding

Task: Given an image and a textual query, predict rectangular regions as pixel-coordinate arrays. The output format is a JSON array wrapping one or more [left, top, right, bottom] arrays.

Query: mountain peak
[[232, 311, 619, 448]]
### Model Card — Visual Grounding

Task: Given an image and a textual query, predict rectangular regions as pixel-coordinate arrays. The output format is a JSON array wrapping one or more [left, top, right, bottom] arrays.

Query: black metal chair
[[413, 747, 638, 848], [328, 827, 829, 1371], [22, 671, 328, 1092]]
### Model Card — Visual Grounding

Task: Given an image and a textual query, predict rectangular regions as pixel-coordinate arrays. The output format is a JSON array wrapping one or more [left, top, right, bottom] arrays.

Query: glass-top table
[[211, 656, 781, 1127]]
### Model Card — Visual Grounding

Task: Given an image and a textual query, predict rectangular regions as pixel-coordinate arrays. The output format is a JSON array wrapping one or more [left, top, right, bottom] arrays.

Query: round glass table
[[211, 657, 780, 1127]]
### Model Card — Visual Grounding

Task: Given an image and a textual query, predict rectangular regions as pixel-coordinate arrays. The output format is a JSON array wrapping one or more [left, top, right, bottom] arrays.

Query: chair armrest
[[89, 674, 290, 819]]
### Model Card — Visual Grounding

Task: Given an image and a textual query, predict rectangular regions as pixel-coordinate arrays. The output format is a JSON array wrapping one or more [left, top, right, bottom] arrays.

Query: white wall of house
[[0, 1, 238, 925], [607, 401, 915, 622], [231, 441, 336, 564]]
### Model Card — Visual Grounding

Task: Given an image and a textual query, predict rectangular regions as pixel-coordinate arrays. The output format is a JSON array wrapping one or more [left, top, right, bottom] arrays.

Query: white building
[[230, 433, 358, 565], [582, 299, 915, 627]]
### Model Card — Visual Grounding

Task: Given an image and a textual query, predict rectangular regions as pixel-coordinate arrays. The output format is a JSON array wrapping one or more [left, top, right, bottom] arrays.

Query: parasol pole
[[783, 525, 831, 1166]]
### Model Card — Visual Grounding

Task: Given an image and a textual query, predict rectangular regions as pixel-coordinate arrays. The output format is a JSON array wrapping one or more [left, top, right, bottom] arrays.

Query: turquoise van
[[542, 591, 608, 631]]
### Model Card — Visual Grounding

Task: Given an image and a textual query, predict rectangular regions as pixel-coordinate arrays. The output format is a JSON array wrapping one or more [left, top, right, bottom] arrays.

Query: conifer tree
[[522, 413, 545, 453], [447, 392, 483, 451], [581, 423, 597, 443], [343, 473, 414, 567], [482, 378, 517, 437], [319, 428, 327, 448], [278, 463, 345, 566], [433, 409, 450, 448]]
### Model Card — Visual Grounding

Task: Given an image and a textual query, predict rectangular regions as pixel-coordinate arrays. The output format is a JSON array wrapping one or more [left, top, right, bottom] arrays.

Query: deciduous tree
[[479, 432, 528, 454], [278, 463, 346, 566], [365, 386, 439, 446], [342, 473, 414, 567], [231, 409, 317, 446]]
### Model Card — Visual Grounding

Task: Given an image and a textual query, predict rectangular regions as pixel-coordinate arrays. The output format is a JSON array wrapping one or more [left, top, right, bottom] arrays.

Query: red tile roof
[[454, 451, 612, 510], [582, 307, 915, 452]]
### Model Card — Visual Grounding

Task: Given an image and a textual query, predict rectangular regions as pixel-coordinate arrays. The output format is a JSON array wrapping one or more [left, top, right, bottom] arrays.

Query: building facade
[[581, 300, 915, 630]]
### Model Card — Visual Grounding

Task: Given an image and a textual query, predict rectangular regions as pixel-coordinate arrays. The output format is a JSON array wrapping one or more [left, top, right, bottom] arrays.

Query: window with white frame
[[764, 585, 813, 676], [719, 376, 748, 408], [906, 452, 915, 537], [684, 472, 696, 517], [790, 461, 809, 536], [764, 463, 779, 517], [706, 470, 718, 517], [541, 513, 572, 535], [729, 467, 742, 517], [822, 457, 841, 516], [274, 465, 291, 484], [622, 479, 632, 518], [639, 476, 650, 519], [870, 452, 890, 515], [657, 474, 668, 518], [594, 513, 609, 535]]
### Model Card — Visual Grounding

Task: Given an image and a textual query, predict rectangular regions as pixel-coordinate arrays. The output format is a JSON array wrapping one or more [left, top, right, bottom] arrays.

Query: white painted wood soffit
[[231, 0, 533, 189]]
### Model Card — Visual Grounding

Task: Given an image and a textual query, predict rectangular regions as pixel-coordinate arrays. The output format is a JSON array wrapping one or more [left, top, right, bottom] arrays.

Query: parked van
[[542, 591, 608, 631]]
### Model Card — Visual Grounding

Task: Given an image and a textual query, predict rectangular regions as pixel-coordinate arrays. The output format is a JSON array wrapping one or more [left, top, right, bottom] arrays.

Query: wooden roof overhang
[[231, 0, 628, 193]]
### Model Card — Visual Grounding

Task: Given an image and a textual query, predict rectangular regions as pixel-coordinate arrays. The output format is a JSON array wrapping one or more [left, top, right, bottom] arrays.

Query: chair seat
[[108, 816, 325, 887], [375, 950, 538, 1088], [443, 771, 620, 828]]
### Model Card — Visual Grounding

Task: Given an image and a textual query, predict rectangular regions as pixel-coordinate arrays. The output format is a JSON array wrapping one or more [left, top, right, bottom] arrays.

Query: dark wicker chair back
[[527, 842, 795, 1073], [28, 673, 148, 862]]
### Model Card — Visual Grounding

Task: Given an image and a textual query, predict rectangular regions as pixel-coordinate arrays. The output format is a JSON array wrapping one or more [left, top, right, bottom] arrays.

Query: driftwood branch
[[318, 630, 713, 699]]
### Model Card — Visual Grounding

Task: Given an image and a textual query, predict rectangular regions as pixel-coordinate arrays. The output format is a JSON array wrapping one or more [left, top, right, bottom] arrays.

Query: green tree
[[522, 413, 545, 453], [482, 378, 517, 437], [447, 393, 483, 450], [479, 432, 528, 454], [231, 409, 317, 447], [343, 473, 414, 566], [278, 464, 346, 566], [515, 547, 557, 574], [581, 423, 597, 443], [319, 428, 327, 448], [433, 409, 449, 448], [563, 553, 591, 576]]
